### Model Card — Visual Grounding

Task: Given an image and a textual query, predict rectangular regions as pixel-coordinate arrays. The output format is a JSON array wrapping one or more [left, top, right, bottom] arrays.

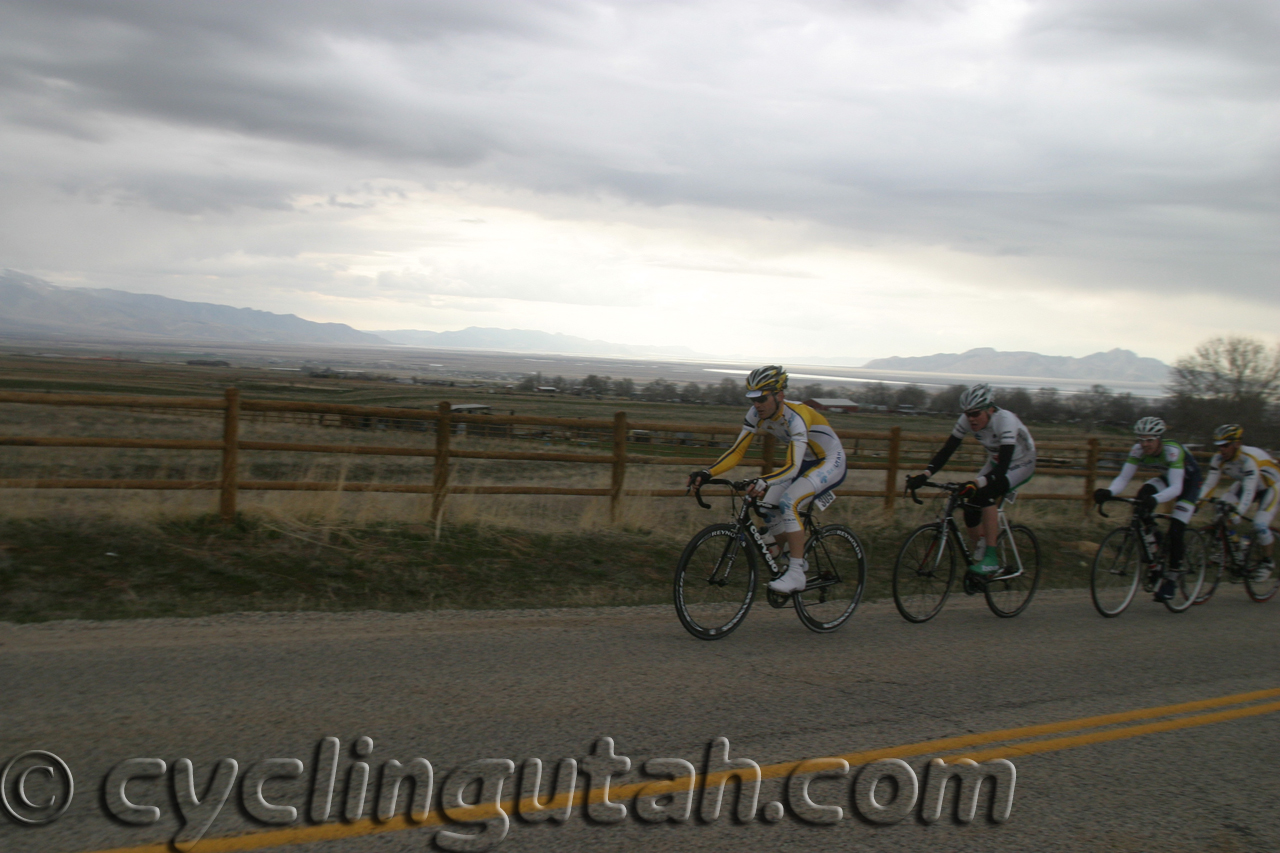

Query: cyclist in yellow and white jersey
[[687, 365, 847, 594], [1198, 424, 1279, 582]]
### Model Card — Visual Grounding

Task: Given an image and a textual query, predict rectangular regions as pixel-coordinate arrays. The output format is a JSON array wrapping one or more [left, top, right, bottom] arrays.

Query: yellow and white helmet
[[745, 365, 787, 399]]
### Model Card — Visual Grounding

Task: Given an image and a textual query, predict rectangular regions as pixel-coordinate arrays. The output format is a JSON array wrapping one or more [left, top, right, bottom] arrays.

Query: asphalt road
[[2, 586, 1278, 853]]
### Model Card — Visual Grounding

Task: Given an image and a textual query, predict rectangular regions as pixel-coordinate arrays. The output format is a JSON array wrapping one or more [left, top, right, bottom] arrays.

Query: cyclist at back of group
[[1093, 416, 1201, 602], [1197, 423, 1278, 583], [905, 383, 1036, 576], [686, 366, 846, 595]]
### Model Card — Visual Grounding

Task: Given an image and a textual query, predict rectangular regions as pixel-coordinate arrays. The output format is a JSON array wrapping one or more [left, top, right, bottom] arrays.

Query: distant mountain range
[[0, 273, 1169, 382], [864, 347, 1169, 383], [0, 271, 383, 345], [373, 327, 701, 358], [0, 272, 703, 356]]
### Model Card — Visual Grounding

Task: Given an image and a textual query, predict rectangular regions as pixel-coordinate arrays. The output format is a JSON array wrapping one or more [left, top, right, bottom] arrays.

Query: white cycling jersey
[[948, 408, 1036, 472]]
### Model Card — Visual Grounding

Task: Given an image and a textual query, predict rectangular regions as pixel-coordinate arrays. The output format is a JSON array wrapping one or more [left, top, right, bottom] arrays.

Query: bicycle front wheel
[[1195, 527, 1223, 604], [1165, 528, 1206, 613], [893, 523, 955, 623], [1091, 527, 1141, 617], [674, 523, 758, 640], [794, 524, 867, 633], [1244, 528, 1280, 602], [985, 525, 1041, 618]]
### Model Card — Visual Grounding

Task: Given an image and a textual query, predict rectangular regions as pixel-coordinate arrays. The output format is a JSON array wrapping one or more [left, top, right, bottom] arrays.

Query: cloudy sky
[[1, 0, 1276, 362]]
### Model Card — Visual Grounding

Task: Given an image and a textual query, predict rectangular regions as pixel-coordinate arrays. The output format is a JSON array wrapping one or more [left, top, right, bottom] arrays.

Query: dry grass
[[0, 399, 1124, 622]]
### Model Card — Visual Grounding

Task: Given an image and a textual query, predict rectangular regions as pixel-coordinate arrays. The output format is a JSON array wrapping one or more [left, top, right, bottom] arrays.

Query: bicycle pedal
[[765, 589, 791, 608]]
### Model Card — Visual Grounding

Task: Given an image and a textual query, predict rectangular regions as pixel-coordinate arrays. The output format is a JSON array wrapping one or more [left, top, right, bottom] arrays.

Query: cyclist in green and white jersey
[[905, 383, 1036, 575], [1198, 423, 1278, 582], [1093, 416, 1201, 602]]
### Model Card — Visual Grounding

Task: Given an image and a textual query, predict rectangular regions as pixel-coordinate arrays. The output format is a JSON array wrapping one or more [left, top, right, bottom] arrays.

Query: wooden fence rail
[[0, 389, 1139, 523]]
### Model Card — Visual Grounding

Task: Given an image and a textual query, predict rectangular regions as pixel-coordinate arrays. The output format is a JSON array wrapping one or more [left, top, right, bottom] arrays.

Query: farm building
[[804, 398, 859, 413]]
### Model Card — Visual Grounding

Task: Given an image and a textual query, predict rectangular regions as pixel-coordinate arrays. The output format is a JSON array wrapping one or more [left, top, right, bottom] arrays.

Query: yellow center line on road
[[79, 686, 1280, 853]]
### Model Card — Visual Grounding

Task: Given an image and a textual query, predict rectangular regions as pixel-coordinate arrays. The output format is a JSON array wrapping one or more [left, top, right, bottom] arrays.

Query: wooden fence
[[0, 389, 1136, 523]]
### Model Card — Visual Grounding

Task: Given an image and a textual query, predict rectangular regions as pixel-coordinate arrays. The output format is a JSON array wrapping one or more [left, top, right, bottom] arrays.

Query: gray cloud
[[0, 0, 1276, 312]]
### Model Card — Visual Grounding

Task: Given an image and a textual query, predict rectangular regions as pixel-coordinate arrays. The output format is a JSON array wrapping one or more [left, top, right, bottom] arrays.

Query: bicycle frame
[[677, 477, 866, 638], [695, 479, 818, 583], [1204, 500, 1249, 576], [916, 483, 1027, 581]]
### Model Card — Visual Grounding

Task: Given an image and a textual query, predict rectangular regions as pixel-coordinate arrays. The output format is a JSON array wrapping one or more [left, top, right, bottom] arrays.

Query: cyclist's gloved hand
[[956, 481, 979, 500], [687, 469, 711, 490], [1135, 484, 1158, 513], [746, 478, 768, 497], [1093, 488, 1112, 505], [905, 472, 930, 492]]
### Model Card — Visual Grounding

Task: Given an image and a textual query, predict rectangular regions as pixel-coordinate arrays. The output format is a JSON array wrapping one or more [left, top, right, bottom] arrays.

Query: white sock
[[789, 557, 808, 574], [972, 538, 986, 562]]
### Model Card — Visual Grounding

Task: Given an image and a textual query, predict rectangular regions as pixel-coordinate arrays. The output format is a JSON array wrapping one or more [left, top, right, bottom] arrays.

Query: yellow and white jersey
[[1199, 445, 1280, 509], [708, 401, 843, 486]]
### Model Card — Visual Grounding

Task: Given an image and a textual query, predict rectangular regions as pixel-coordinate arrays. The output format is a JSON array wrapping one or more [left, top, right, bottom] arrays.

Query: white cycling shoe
[[768, 560, 808, 594], [1250, 562, 1274, 584]]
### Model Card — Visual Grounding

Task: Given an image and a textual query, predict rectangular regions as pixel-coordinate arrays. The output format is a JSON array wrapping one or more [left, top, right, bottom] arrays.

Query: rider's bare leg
[[966, 505, 999, 555], [782, 529, 806, 561]]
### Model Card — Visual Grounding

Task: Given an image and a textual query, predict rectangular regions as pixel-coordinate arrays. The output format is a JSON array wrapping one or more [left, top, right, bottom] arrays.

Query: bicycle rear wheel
[[794, 525, 867, 633], [893, 523, 955, 623], [674, 524, 758, 640], [1195, 527, 1224, 604], [984, 524, 1040, 618], [1244, 528, 1280, 602], [1165, 528, 1206, 613], [1091, 527, 1141, 617]]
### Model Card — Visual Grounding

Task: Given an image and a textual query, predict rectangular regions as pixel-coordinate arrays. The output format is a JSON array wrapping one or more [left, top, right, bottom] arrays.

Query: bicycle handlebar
[[1095, 495, 1146, 520], [690, 477, 765, 509], [905, 479, 964, 506]]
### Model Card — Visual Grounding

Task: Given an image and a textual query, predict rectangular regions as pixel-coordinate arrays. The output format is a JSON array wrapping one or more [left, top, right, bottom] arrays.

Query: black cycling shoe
[[1153, 578, 1177, 602]]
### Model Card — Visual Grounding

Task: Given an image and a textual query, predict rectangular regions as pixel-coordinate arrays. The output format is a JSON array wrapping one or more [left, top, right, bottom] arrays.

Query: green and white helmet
[[745, 365, 787, 398], [1134, 416, 1166, 437], [958, 383, 994, 412]]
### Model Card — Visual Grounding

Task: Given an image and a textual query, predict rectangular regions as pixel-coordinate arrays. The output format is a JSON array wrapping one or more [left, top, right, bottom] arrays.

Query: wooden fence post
[[884, 426, 902, 512], [1084, 437, 1100, 514], [611, 411, 628, 523], [431, 402, 452, 524], [219, 388, 240, 523], [762, 434, 776, 476]]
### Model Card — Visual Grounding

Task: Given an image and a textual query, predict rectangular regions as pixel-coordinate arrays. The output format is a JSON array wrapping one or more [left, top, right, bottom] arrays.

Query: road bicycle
[[1090, 496, 1207, 616], [1195, 498, 1280, 604], [674, 478, 867, 639], [892, 480, 1040, 623]]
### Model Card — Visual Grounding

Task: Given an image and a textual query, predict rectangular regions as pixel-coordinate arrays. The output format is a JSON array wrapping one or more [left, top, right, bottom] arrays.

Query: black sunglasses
[[964, 409, 985, 418]]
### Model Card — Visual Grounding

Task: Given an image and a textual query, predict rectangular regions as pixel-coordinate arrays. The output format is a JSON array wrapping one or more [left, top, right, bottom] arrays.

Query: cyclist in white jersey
[[687, 365, 847, 594], [905, 384, 1036, 575], [1198, 423, 1278, 582]]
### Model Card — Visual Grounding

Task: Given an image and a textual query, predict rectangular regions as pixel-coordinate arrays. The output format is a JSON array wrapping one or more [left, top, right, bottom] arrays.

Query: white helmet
[[958, 383, 994, 412], [1134, 416, 1166, 437]]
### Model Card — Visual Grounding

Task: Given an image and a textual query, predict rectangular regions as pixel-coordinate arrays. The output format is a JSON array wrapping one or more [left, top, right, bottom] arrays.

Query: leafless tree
[[1169, 336, 1280, 403]]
